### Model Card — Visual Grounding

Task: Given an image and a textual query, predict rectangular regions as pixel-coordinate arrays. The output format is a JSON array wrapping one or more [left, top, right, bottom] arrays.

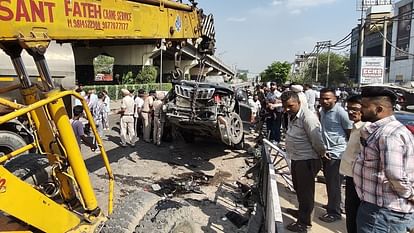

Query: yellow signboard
[[0, 0, 200, 41]]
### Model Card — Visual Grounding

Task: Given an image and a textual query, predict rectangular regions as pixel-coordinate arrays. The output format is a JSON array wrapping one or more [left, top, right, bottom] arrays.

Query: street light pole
[[159, 39, 166, 90], [160, 44, 163, 90]]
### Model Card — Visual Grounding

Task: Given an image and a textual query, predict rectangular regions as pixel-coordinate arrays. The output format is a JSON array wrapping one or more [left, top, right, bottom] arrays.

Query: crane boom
[[0, 0, 214, 52]]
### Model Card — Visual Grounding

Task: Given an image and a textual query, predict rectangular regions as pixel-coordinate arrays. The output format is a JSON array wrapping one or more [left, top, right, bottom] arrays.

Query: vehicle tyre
[[135, 199, 195, 233], [181, 131, 195, 143], [0, 130, 28, 157], [102, 191, 161, 233], [228, 112, 244, 145], [4, 153, 50, 186], [233, 134, 245, 150]]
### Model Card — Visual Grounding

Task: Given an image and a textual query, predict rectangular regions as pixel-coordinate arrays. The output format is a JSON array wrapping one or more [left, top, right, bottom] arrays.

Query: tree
[[93, 54, 114, 75], [260, 61, 291, 84], [238, 73, 248, 81], [304, 52, 350, 87], [136, 66, 157, 83], [121, 71, 135, 84]]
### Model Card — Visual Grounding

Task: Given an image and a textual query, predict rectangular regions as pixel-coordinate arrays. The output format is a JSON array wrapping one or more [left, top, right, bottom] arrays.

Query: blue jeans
[[357, 201, 414, 233]]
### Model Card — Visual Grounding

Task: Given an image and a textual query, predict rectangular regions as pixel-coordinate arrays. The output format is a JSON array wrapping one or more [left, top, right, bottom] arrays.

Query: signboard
[[95, 73, 113, 81], [357, 0, 393, 11], [0, 0, 199, 40], [360, 56, 385, 84], [395, 3, 413, 60]]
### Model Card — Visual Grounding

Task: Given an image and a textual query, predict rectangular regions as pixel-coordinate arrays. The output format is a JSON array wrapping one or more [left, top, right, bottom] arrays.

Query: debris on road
[[150, 172, 212, 196], [225, 210, 249, 228]]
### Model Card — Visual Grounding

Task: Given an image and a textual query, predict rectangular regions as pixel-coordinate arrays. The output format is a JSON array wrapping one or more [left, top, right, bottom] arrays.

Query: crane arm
[[0, 0, 214, 53]]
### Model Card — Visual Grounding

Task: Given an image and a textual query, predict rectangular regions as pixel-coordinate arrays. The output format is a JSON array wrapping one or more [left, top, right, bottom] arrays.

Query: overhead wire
[[371, 22, 414, 57]]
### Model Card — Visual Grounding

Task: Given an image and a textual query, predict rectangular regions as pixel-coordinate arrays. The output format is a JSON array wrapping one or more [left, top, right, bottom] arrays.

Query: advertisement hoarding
[[357, 0, 393, 11], [360, 56, 385, 84]]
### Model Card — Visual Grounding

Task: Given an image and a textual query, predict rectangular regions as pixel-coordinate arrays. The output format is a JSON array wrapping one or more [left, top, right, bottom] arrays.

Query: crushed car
[[163, 76, 251, 147]]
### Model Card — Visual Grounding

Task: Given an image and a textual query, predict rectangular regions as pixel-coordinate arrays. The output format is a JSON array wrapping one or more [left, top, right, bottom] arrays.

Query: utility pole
[[382, 16, 388, 83], [358, 1, 365, 87], [326, 40, 331, 87], [160, 44, 163, 89], [160, 39, 166, 89], [316, 40, 331, 86], [358, 20, 365, 87], [315, 46, 319, 83], [382, 16, 387, 57]]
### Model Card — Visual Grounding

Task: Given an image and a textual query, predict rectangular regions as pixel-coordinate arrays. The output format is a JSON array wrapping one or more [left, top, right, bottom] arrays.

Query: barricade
[[259, 139, 293, 233]]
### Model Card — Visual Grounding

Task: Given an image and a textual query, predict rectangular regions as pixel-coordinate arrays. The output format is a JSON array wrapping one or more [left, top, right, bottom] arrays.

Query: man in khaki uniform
[[152, 92, 165, 146], [119, 89, 136, 147], [141, 92, 154, 142]]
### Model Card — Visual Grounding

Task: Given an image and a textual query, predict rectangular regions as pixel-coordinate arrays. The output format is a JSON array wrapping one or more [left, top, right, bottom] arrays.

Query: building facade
[[389, 0, 414, 82]]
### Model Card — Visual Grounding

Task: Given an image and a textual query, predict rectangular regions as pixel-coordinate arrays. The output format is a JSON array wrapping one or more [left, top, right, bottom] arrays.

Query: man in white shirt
[[118, 89, 136, 147], [87, 89, 98, 113], [339, 95, 367, 233], [304, 84, 316, 112], [134, 89, 145, 138], [102, 90, 110, 130]]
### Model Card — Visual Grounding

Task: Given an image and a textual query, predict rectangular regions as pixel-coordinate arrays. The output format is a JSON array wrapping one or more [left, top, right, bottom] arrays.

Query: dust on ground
[[82, 114, 347, 232]]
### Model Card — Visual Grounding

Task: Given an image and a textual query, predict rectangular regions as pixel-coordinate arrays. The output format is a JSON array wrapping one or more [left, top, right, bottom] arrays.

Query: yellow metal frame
[[0, 0, 202, 41], [0, 88, 114, 232]]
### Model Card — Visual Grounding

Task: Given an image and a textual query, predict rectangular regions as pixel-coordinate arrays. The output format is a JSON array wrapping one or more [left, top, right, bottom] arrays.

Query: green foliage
[[260, 61, 291, 84], [136, 66, 157, 84], [84, 83, 172, 100], [238, 73, 248, 81], [93, 54, 114, 75], [304, 52, 350, 87], [121, 71, 135, 85]]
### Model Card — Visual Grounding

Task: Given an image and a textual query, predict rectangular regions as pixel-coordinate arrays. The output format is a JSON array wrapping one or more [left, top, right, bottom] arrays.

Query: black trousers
[[322, 158, 342, 217], [291, 159, 321, 226], [345, 176, 360, 233]]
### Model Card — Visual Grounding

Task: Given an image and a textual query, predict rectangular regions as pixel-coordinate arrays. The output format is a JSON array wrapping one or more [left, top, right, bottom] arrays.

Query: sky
[[197, 0, 361, 74]]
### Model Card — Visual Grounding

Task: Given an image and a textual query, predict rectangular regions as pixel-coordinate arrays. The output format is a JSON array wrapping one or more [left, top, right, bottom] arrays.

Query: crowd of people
[[70, 85, 166, 152], [70, 82, 414, 233], [250, 82, 414, 233]]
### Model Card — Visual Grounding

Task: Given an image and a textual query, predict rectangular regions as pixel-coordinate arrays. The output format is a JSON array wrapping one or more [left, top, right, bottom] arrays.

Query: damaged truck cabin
[[164, 78, 247, 147]]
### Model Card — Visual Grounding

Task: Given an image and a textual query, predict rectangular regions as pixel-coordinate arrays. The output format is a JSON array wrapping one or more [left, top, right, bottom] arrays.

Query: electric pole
[[316, 40, 331, 86], [316, 46, 319, 83], [326, 40, 331, 87]]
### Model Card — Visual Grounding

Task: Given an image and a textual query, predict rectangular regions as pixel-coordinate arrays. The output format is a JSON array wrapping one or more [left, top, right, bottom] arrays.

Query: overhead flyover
[[181, 45, 236, 78], [151, 44, 236, 79]]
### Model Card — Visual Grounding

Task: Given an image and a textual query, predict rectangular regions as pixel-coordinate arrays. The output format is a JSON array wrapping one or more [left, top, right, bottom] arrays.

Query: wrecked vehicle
[[164, 77, 251, 147]]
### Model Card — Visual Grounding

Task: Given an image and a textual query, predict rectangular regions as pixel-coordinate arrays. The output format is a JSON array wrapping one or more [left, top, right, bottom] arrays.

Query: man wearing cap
[[354, 86, 414, 232], [134, 89, 145, 138], [304, 84, 316, 112], [152, 92, 165, 146], [119, 89, 136, 147], [141, 90, 154, 142]]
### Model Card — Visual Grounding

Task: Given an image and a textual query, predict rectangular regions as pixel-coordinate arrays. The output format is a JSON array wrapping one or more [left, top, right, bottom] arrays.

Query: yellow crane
[[0, 0, 214, 232]]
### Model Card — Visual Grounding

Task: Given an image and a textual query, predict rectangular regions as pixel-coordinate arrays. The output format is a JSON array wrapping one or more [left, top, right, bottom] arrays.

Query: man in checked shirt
[[353, 86, 414, 232]]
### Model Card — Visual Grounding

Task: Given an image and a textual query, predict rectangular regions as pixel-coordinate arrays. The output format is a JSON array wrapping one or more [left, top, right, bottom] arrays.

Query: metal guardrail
[[259, 139, 289, 233]]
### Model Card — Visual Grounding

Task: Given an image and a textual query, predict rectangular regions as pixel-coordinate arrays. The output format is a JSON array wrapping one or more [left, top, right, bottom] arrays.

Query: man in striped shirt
[[353, 86, 414, 232]]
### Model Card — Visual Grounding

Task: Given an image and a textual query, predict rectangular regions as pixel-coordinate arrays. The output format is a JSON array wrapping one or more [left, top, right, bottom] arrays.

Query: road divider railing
[[258, 139, 294, 233]]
